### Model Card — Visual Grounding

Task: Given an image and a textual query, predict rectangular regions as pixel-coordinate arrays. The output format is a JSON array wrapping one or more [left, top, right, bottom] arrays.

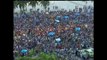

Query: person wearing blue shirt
[[64, 15, 69, 19], [74, 12, 80, 20], [75, 27, 81, 33], [63, 15, 69, 24], [56, 15, 61, 20]]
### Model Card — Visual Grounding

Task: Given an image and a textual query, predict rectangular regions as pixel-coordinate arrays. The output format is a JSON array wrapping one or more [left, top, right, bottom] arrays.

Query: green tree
[[28, 48, 36, 57], [14, 1, 19, 9], [18, 1, 28, 12], [28, 1, 38, 10], [14, 1, 28, 12], [40, 1, 50, 11], [14, 1, 50, 12]]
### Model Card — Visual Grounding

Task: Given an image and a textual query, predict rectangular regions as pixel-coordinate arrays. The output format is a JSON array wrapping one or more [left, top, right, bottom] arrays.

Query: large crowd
[[14, 5, 94, 60]]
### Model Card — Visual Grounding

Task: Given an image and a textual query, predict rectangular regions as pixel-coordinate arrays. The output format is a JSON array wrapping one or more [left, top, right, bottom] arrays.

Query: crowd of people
[[14, 5, 94, 60]]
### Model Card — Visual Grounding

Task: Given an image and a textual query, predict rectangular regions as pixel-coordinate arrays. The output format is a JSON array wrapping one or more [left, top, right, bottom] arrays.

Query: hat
[[23, 34, 26, 36], [46, 12, 49, 14], [84, 24, 88, 28], [55, 38, 61, 42], [55, 19, 60, 22]]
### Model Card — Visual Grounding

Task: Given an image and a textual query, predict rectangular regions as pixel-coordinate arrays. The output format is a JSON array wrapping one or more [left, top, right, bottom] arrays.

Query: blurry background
[[14, 1, 94, 13]]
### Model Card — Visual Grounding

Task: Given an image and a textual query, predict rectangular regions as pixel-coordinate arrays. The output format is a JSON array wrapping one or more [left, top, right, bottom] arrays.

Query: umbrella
[[55, 38, 61, 42], [48, 32, 55, 36], [75, 27, 81, 31], [55, 19, 60, 23], [56, 16, 60, 20], [21, 49, 28, 53], [64, 16, 69, 19]]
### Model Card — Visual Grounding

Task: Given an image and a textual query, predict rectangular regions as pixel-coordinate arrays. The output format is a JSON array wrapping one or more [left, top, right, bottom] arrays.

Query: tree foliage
[[16, 51, 57, 60], [28, 1, 38, 9], [14, 1, 50, 12], [40, 1, 50, 10]]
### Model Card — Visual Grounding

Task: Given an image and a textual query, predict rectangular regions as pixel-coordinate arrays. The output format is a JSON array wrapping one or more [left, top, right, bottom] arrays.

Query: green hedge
[[37, 52, 57, 60], [28, 48, 36, 57], [16, 56, 31, 60], [15, 51, 58, 60]]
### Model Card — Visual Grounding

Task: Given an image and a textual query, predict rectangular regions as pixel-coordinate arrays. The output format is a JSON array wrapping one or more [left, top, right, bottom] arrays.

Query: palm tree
[[40, 1, 50, 11]]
